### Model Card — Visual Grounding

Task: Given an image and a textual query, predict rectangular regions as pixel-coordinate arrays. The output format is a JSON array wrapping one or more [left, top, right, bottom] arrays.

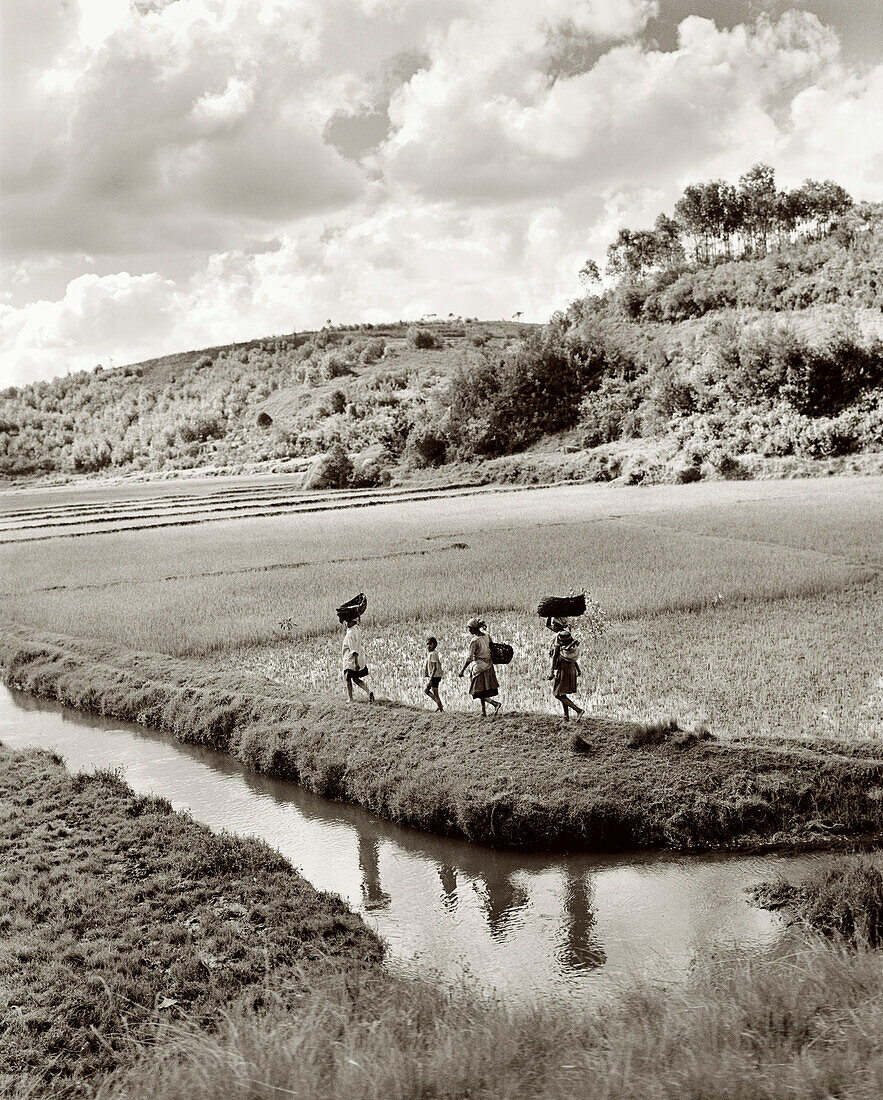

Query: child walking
[[423, 636, 444, 711], [549, 626, 584, 720], [342, 615, 374, 703]]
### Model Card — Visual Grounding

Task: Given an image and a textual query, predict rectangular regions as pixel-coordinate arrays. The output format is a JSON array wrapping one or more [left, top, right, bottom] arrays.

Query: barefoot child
[[423, 636, 444, 711]]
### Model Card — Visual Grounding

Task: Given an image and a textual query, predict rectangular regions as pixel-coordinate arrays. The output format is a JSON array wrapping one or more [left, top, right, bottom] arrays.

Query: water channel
[[2, 685, 874, 1005]]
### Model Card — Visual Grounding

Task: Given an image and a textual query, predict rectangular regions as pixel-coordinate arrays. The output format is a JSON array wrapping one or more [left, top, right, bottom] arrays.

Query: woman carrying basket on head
[[338, 593, 374, 704], [459, 618, 502, 716]]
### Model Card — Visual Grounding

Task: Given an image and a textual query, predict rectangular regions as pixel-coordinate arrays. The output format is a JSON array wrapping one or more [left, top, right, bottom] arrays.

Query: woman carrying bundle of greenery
[[548, 621, 584, 720]]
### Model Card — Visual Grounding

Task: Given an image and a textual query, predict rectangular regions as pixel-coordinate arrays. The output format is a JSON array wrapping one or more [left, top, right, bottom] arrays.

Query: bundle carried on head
[[537, 593, 587, 619], [336, 592, 368, 623]]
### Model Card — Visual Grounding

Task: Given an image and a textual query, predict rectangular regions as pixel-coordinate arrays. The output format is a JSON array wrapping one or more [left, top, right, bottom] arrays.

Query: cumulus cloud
[[0, 272, 180, 384], [1, 0, 882, 386]]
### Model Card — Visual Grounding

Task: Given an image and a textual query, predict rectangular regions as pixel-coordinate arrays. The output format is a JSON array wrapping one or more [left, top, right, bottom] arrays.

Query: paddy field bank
[[2, 473, 883, 1097], [1, 474, 881, 851]]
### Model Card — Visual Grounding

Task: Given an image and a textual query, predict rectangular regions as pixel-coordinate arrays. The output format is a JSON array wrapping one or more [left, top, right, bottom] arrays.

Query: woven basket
[[336, 592, 368, 623], [537, 594, 586, 618], [490, 641, 514, 665]]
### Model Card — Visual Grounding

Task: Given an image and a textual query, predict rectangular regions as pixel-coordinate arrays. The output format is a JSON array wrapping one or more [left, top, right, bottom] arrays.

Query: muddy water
[[2, 685, 874, 1004]]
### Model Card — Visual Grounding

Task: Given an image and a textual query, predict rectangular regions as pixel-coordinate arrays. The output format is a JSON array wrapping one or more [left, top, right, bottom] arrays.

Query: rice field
[[1, 474, 881, 740]]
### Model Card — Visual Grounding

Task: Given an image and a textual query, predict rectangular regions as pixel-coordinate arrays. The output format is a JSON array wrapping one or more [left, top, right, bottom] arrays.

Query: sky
[[1, 0, 882, 386]]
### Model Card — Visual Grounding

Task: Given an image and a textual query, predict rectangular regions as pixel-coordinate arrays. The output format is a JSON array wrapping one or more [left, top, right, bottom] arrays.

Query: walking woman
[[549, 623, 584, 720], [459, 617, 502, 716], [342, 615, 374, 703]]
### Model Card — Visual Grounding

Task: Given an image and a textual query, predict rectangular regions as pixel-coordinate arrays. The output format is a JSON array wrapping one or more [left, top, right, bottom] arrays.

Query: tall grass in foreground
[[93, 940, 883, 1100]]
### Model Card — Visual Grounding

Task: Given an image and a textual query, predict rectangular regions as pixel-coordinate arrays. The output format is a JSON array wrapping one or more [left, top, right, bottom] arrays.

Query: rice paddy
[[1, 474, 881, 740]]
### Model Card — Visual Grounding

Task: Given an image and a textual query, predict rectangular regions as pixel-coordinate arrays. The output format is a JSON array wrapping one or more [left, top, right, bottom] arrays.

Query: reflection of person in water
[[358, 834, 390, 911], [438, 864, 458, 911], [556, 870, 606, 973], [474, 868, 530, 941]]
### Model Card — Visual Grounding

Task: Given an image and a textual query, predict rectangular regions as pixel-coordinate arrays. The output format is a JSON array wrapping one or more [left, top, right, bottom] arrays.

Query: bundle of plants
[[537, 594, 587, 618]]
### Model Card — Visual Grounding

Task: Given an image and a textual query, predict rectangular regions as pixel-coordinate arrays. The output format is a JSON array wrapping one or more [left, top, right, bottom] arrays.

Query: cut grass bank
[[0, 744, 382, 1098], [3, 622, 883, 853]]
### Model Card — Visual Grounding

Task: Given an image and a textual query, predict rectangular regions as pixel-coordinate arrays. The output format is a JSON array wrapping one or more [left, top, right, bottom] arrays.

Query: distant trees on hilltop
[[604, 164, 860, 277]]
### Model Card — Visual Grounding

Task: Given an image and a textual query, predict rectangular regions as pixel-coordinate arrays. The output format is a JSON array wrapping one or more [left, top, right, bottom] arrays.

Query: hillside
[[0, 320, 533, 483], [2, 166, 882, 489]]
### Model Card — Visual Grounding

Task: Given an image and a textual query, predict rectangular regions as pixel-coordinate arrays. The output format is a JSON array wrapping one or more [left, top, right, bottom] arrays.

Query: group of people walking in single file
[[340, 605, 585, 719]]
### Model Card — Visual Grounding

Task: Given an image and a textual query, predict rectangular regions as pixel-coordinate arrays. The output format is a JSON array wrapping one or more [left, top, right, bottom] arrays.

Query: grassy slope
[[5, 744, 883, 1100], [3, 623, 883, 853], [0, 744, 382, 1098]]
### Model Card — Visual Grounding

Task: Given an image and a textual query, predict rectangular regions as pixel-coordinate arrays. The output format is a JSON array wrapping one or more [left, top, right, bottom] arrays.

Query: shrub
[[303, 441, 352, 489], [176, 410, 225, 444], [256, 411, 273, 428], [407, 326, 442, 350], [406, 425, 448, 467], [359, 338, 386, 365]]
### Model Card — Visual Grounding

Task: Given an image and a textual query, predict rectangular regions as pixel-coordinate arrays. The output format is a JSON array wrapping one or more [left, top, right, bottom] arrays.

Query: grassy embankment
[[1, 478, 880, 849], [0, 744, 382, 1098], [3, 621, 883, 853], [5, 743, 883, 1099]]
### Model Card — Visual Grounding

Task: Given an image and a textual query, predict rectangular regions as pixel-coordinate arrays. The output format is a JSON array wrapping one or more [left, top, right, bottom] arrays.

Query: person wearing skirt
[[549, 627, 584, 720], [459, 617, 501, 716]]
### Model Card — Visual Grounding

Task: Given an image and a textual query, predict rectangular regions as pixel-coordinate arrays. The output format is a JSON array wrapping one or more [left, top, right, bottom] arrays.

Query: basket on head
[[490, 641, 514, 665], [537, 594, 587, 619], [336, 592, 368, 623]]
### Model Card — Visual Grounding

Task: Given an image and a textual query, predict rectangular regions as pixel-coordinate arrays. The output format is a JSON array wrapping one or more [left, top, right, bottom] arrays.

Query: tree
[[738, 163, 777, 254], [579, 259, 601, 287], [796, 179, 853, 238]]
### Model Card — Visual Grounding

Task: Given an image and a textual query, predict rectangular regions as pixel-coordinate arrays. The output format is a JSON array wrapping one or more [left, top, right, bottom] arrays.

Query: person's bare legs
[[559, 694, 583, 719], [350, 675, 372, 701], [424, 680, 443, 711]]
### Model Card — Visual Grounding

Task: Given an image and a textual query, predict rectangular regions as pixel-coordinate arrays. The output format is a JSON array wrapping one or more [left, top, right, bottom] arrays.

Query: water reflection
[[2, 685, 878, 1004], [556, 871, 606, 973], [359, 834, 391, 911]]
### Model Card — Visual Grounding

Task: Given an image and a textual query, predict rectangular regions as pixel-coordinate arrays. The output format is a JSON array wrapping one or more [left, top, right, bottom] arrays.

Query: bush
[[176, 410, 225, 443], [359, 338, 386, 365], [303, 442, 352, 489], [407, 326, 442, 350], [406, 425, 448, 467]]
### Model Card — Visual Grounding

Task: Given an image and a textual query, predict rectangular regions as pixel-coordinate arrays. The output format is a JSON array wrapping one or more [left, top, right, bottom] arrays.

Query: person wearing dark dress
[[549, 626, 584, 720], [459, 618, 501, 716]]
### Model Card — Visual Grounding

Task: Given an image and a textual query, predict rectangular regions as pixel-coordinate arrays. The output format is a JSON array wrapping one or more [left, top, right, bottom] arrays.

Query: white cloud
[[1, 1, 882, 386]]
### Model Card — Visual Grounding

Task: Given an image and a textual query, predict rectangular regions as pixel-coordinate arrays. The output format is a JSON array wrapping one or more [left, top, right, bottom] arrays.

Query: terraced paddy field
[[2, 475, 880, 732], [2, 473, 881, 851]]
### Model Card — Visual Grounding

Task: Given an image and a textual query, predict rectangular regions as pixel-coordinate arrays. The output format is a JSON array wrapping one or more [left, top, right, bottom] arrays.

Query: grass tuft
[[754, 857, 883, 948]]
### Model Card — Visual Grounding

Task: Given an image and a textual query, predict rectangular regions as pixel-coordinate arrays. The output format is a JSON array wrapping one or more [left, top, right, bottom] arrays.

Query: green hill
[[2, 165, 882, 488]]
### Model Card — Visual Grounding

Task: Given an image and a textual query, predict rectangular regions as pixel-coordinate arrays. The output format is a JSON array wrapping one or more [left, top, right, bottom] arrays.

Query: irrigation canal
[[2, 684, 877, 1004]]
